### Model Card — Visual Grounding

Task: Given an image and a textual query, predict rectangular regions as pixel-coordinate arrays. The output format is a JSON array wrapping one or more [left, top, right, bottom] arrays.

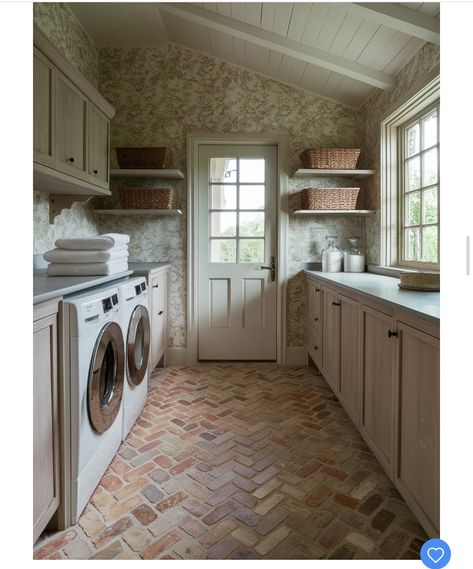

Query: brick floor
[[33, 364, 427, 560]]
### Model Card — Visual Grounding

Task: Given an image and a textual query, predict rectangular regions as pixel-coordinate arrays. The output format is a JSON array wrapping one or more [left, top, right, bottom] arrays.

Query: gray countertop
[[304, 270, 439, 323], [33, 270, 133, 305], [128, 262, 171, 273]]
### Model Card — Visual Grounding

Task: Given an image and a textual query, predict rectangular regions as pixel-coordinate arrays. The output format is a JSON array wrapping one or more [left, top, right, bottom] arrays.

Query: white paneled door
[[198, 145, 277, 360]]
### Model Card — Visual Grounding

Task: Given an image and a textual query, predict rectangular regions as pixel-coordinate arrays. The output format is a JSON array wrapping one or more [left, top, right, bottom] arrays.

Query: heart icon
[[427, 547, 445, 564]]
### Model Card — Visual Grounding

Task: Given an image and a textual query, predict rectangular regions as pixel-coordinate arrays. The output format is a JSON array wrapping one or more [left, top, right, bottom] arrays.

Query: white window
[[399, 103, 439, 267], [380, 74, 440, 271]]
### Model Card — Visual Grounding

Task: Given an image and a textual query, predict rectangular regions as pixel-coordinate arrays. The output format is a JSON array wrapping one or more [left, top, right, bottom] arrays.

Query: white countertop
[[304, 270, 439, 323], [128, 262, 171, 273], [33, 270, 133, 305]]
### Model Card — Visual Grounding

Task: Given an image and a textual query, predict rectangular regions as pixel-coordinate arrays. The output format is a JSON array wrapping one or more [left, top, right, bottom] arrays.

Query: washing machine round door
[[127, 305, 150, 386], [88, 321, 125, 433]]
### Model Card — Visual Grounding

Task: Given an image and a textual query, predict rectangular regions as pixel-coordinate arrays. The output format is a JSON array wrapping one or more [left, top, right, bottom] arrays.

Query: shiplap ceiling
[[68, 2, 440, 108]]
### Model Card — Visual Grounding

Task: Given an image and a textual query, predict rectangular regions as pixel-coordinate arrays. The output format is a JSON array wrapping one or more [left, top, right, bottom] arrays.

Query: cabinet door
[[88, 104, 109, 189], [306, 279, 322, 368], [396, 321, 439, 534], [361, 305, 396, 476], [307, 279, 321, 331], [151, 272, 168, 368], [33, 48, 55, 168], [321, 287, 340, 393], [338, 294, 360, 426], [33, 312, 59, 543], [55, 73, 87, 180]]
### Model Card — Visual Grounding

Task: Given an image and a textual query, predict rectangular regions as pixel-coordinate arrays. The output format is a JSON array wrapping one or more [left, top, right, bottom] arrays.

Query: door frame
[[186, 132, 289, 364]]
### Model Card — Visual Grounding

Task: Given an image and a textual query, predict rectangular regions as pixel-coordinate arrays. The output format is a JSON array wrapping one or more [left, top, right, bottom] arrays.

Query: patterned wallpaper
[[360, 42, 440, 265], [33, 3, 100, 255], [96, 44, 363, 348]]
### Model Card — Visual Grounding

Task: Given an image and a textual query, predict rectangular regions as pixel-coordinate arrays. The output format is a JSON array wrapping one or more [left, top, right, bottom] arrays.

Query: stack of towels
[[44, 233, 130, 276]]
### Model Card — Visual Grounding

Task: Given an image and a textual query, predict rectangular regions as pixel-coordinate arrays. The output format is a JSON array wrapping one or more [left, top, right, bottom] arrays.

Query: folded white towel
[[44, 246, 129, 264], [55, 233, 130, 251], [47, 260, 128, 276]]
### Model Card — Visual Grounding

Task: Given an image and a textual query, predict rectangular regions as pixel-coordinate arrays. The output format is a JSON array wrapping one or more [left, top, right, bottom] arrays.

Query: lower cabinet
[[306, 275, 439, 536], [151, 270, 169, 369], [33, 299, 61, 543]]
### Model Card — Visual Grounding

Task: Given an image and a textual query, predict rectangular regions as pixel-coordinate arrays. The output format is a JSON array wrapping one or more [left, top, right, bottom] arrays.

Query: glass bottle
[[321, 236, 342, 272], [344, 236, 365, 272]]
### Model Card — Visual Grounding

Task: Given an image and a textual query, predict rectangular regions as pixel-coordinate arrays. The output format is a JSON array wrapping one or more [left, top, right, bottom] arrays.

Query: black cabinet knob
[[314, 346, 318, 350], [315, 288, 320, 292], [68, 157, 75, 163], [314, 317, 318, 322], [332, 301, 341, 306], [158, 310, 164, 316], [93, 169, 98, 174], [388, 330, 398, 338]]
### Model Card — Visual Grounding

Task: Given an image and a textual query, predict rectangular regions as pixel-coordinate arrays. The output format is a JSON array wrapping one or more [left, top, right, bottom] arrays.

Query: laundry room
[[24, 1, 468, 565]]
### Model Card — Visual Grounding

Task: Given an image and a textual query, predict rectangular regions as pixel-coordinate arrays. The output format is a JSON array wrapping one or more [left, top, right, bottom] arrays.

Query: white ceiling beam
[[157, 3, 395, 89], [350, 3, 440, 45]]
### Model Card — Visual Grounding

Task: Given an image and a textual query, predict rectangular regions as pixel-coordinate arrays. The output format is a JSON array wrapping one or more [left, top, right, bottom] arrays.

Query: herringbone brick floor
[[34, 364, 427, 560]]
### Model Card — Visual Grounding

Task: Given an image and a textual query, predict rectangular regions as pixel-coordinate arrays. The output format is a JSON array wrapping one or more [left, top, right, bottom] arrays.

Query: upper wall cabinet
[[33, 26, 115, 198]]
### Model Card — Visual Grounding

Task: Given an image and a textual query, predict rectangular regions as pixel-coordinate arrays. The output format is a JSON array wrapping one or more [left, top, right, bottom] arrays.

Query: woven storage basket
[[119, 187, 174, 209], [399, 272, 440, 291], [116, 147, 173, 169], [300, 148, 360, 169], [301, 187, 360, 210]]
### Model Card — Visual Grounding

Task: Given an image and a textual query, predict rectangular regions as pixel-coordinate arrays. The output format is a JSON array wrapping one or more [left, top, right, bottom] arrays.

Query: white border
[[186, 132, 289, 364]]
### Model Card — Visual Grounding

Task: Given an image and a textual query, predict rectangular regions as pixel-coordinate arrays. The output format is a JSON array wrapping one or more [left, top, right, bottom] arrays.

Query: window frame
[[380, 72, 440, 272], [398, 101, 440, 269]]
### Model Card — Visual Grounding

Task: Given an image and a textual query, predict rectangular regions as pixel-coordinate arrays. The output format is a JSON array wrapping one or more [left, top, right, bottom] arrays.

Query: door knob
[[260, 256, 276, 281]]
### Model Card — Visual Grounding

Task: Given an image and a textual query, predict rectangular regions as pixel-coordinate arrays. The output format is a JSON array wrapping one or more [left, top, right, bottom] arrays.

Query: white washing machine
[[118, 277, 151, 440], [62, 284, 125, 524]]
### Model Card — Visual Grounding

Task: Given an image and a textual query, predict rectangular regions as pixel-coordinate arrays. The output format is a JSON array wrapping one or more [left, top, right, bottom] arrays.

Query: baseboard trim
[[166, 348, 188, 366], [285, 346, 307, 365]]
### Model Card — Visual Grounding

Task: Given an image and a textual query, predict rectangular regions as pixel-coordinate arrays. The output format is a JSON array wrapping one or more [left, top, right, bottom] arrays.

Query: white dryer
[[118, 277, 151, 440], [62, 284, 125, 524]]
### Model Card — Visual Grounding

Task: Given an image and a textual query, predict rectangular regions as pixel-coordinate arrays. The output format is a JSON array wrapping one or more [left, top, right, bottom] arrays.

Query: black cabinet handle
[[313, 346, 318, 350], [158, 310, 164, 316], [332, 301, 341, 306], [388, 330, 398, 338], [68, 157, 75, 163], [153, 284, 159, 288], [93, 169, 98, 174], [315, 288, 320, 292], [314, 317, 319, 322]]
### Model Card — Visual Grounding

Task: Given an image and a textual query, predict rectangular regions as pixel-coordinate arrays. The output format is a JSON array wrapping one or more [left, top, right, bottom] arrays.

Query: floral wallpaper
[[33, 3, 101, 255], [33, 2, 99, 88], [96, 44, 363, 348], [360, 42, 440, 265]]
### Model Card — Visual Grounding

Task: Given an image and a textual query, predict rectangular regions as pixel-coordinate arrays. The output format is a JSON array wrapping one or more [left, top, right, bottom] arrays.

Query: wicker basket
[[119, 187, 174, 209], [301, 187, 360, 210], [399, 272, 440, 291], [116, 147, 173, 169], [300, 148, 360, 169]]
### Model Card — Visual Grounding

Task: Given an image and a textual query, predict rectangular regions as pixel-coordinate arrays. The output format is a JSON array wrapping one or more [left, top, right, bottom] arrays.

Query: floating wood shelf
[[294, 169, 375, 179], [110, 169, 184, 179], [293, 210, 376, 215], [93, 209, 183, 216]]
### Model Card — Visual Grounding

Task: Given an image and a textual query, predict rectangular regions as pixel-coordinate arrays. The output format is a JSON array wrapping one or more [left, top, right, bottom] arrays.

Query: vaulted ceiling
[[68, 2, 440, 109]]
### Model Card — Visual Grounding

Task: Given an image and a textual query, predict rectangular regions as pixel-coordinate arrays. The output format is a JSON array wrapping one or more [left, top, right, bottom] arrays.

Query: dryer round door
[[88, 321, 125, 434], [127, 305, 150, 387]]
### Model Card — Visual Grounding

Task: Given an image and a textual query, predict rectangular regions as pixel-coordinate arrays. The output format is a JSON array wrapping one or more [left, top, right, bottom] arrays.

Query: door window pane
[[210, 212, 236, 237], [405, 192, 420, 226], [239, 212, 265, 237], [210, 239, 236, 263], [422, 148, 438, 186], [210, 185, 236, 209], [239, 239, 264, 263], [405, 228, 420, 261], [422, 226, 438, 262], [422, 110, 438, 149], [406, 157, 421, 191], [210, 158, 237, 183], [423, 187, 438, 224], [406, 123, 420, 157], [240, 185, 265, 210], [240, 159, 265, 183]]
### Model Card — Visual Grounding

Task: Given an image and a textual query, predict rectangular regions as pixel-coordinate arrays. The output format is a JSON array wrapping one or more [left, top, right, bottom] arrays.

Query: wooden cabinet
[[33, 26, 115, 201], [305, 274, 439, 536], [361, 304, 396, 476], [396, 320, 440, 535], [151, 270, 168, 369], [33, 299, 60, 543], [55, 73, 87, 181], [33, 47, 55, 168], [88, 104, 110, 189], [306, 279, 322, 368]]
